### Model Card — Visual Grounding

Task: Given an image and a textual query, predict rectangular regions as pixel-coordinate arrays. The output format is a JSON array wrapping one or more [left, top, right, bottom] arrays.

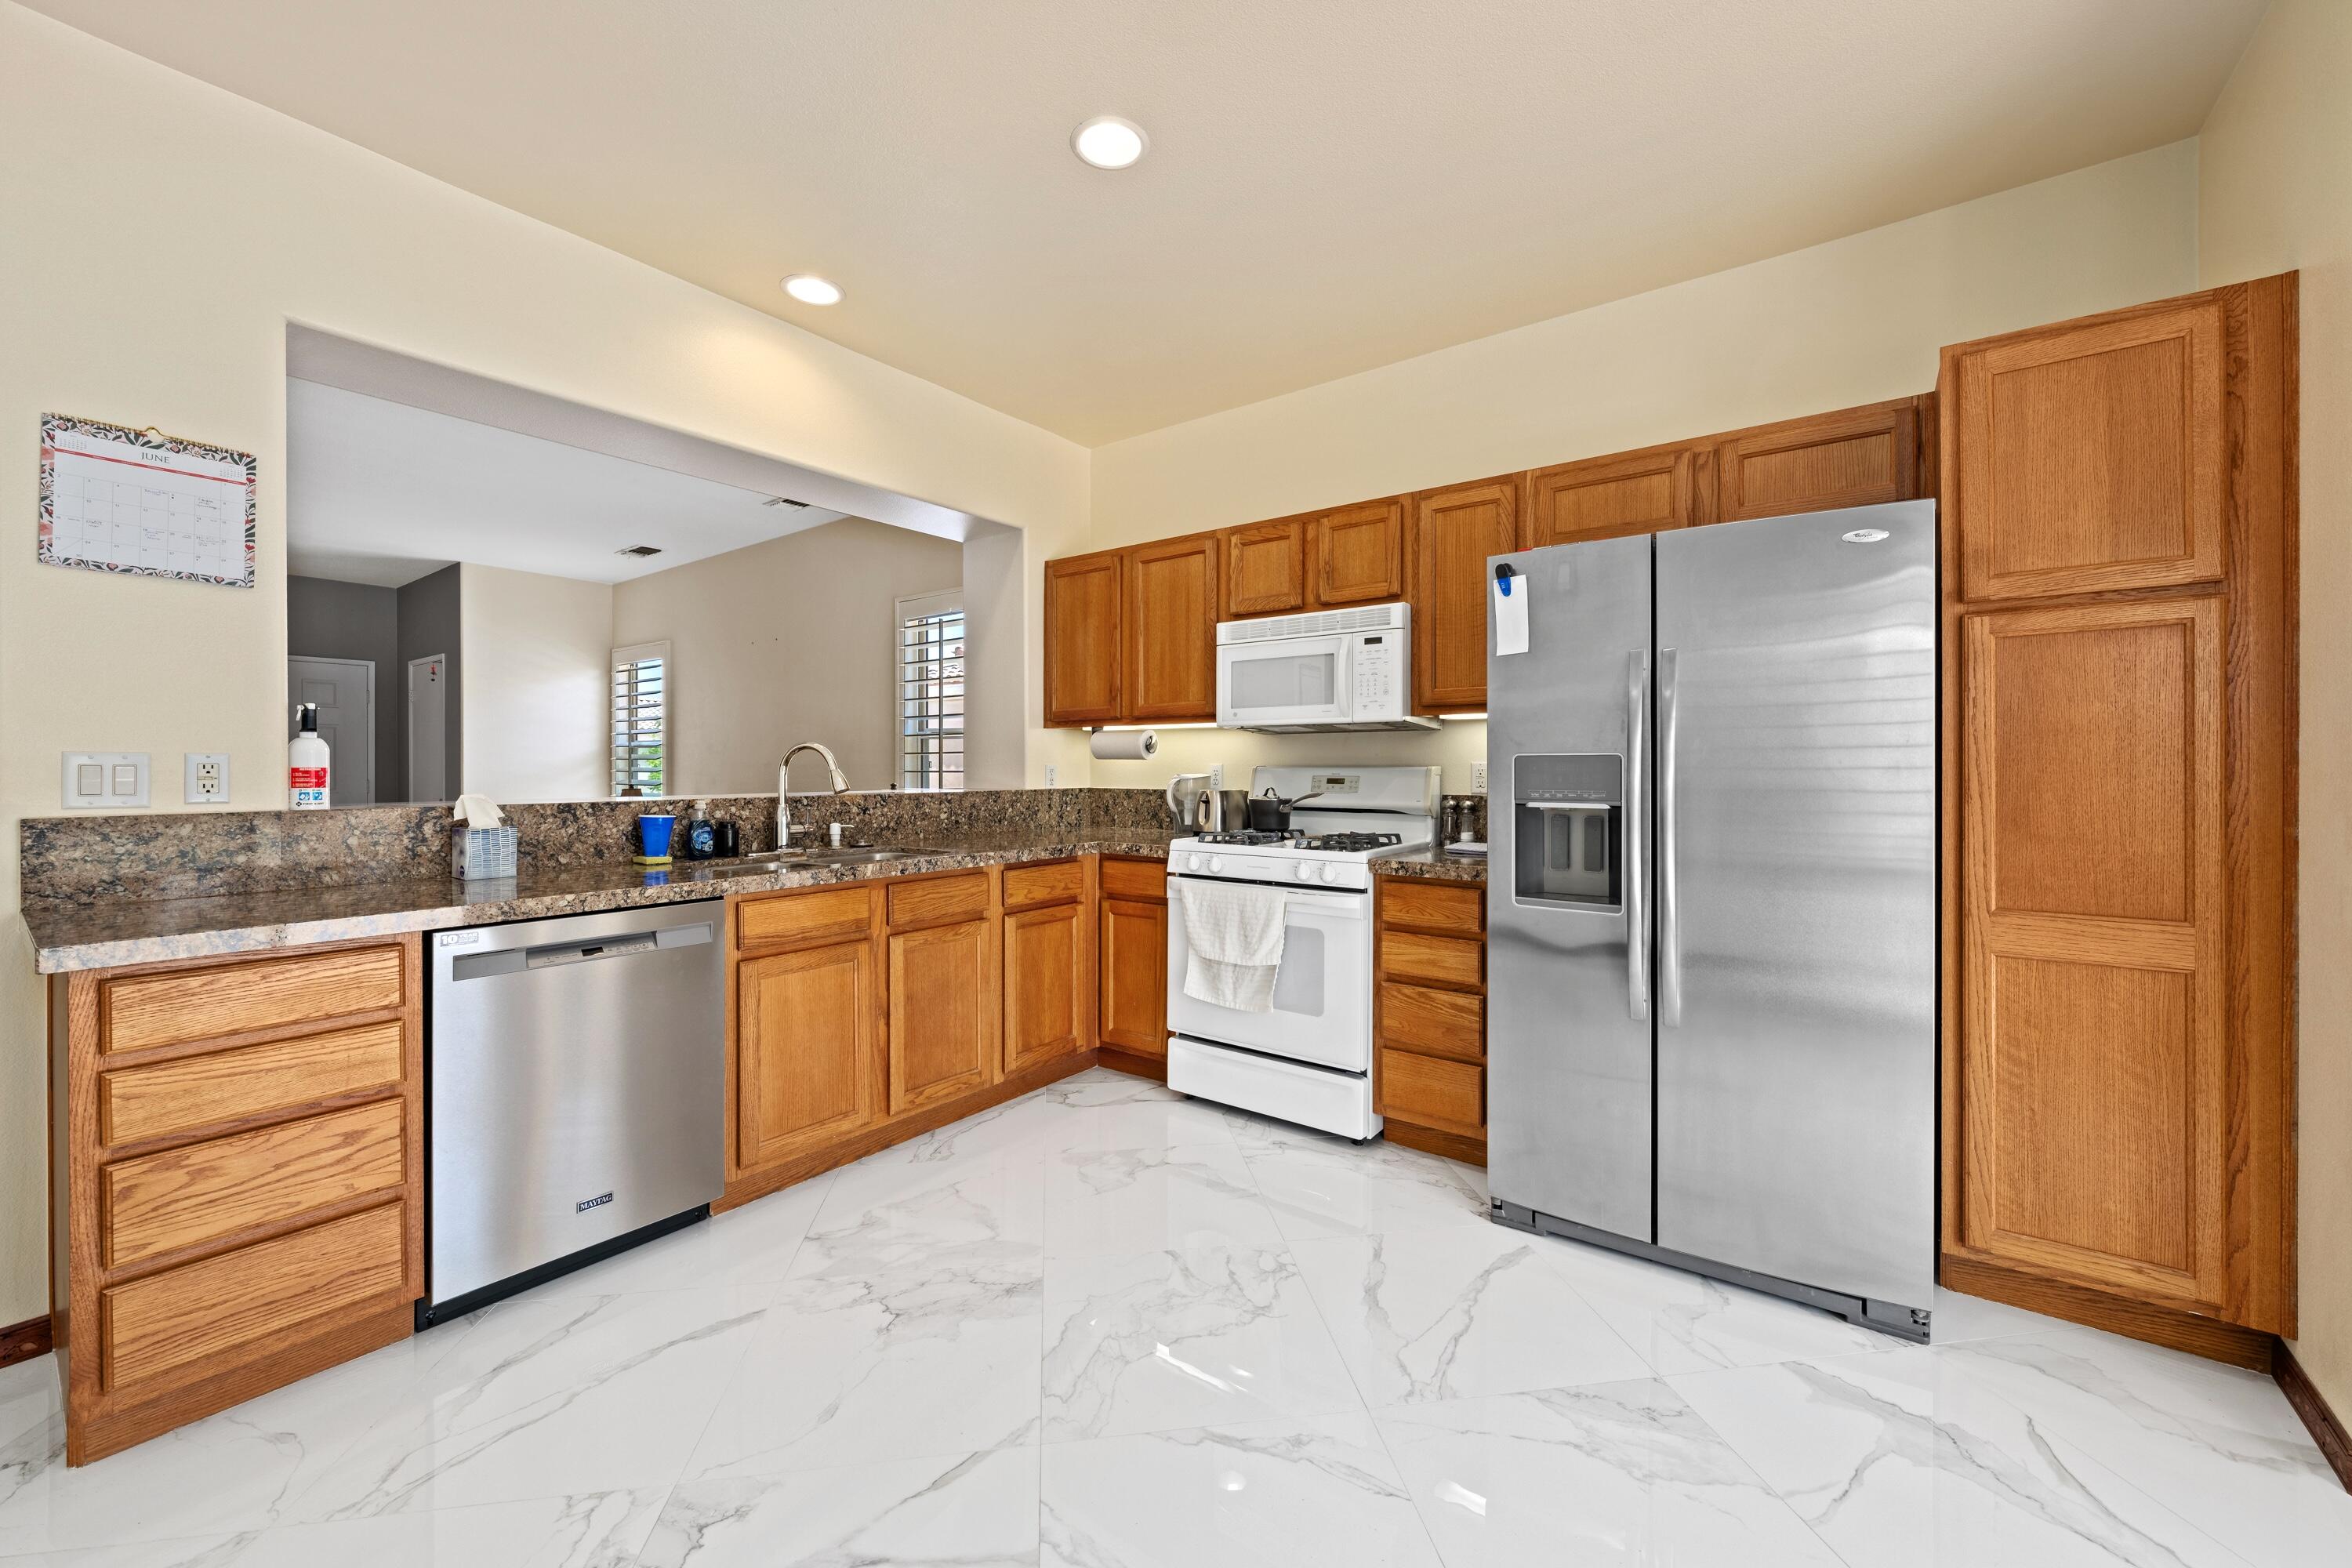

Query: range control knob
[[1185, 854, 1203, 872], [1320, 864, 1339, 883], [1294, 862, 1313, 881], [1208, 856, 1224, 873]]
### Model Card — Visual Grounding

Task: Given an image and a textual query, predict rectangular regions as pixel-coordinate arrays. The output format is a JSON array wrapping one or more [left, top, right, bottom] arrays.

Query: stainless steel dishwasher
[[421, 900, 724, 1324]]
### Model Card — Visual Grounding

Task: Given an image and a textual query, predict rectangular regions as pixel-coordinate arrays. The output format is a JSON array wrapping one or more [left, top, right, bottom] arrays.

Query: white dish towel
[[1175, 879, 1288, 1012]]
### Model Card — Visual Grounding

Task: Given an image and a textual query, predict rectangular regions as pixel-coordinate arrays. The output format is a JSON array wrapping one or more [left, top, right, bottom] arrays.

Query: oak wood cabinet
[[1224, 517, 1309, 617], [1312, 497, 1408, 604], [1098, 856, 1168, 1062], [50, 938, 424, 1465], [1711, 397, 1926, 522], [1409, 477, 1519, 713], [1043, 551, 1123, 725], [884, 872, 998, 1115], [1123, 534, 1221, 720], [1374, 878, 1486, 1163], [734, 923, 883, 1172], [1525, 443, 1708, 546], [1002, 858, 1094, 1076]]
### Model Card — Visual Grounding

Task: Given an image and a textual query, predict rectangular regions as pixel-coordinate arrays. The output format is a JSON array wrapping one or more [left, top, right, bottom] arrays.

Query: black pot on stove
[[1244, 786, 1323, 834]]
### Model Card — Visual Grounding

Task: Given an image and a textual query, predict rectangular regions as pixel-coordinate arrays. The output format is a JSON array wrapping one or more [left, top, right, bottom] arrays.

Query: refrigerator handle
[[1625, 650, 1650, 1021], [1659, 646, 1682, 1027]]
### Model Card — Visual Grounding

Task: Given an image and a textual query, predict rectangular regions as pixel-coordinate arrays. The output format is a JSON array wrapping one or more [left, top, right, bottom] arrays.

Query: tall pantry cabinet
[[1939, 276, 2297, 1363]]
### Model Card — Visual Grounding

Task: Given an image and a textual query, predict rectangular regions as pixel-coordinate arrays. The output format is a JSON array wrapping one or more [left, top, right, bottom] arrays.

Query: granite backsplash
[[21, 788, 1181, 905]]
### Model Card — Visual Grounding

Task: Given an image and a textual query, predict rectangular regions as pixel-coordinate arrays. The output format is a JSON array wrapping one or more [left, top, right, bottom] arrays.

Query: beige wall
[[2198, 0, 2352, 1417], [1088, 143, 2203, 795], [609, 518, 962, 795], [0, 3, 1088, 1326], [458, 564, 615, 802]]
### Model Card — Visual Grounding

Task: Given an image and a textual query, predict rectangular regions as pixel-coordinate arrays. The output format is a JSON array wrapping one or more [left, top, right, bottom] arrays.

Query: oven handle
[[1167, 880, 1369, 918]]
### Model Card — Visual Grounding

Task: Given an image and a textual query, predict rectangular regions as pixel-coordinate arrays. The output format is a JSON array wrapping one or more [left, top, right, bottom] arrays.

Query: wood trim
[[1937, 1254, 2274, 1372], [0, 1315, 52, 1369], [1094, 1045, 1167, 1083], [2275, 1342, 2352, 1494], [1383, 1120, 1486, 1167]]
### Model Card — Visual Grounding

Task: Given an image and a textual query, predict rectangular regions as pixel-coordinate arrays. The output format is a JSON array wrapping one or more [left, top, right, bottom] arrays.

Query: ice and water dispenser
[[1512, 754, 1623, 909]]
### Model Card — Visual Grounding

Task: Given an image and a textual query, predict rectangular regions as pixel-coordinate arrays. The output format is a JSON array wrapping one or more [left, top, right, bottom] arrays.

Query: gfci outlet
[[185, 753, 230, 804], [1044, 764, 1058, 788], [1472, 762, 1487, 793], [1208, 763, 1224, 789]]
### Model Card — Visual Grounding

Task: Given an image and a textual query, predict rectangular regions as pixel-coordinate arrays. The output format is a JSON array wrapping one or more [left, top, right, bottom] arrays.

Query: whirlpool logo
[[577, 1192, 614, 1213]]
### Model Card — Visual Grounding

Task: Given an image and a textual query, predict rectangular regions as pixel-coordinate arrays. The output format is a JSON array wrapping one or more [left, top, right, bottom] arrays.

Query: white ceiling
[[286, 379, 848, 587], [34, 1, 2266, 445]]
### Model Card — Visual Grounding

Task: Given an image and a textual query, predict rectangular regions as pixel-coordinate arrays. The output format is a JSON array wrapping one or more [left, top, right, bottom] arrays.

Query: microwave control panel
[[1353, 633, 1403, 716]]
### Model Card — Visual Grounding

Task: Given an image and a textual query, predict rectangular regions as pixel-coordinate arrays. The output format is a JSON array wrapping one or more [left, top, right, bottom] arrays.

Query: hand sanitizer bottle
[[289, 703, 331, 810]]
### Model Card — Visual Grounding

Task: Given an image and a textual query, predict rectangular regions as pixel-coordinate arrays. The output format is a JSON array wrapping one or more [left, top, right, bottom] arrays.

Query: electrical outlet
[[1208, 763, 1224, 789], [184, 752, 230, 804], [1044, 764, 1058, 789], [63, 752, 150, 809], [1472, 761, 1487, 793]]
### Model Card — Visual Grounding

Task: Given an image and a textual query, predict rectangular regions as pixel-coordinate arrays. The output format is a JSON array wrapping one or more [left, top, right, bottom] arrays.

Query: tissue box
[[452, 826, 519, 880]]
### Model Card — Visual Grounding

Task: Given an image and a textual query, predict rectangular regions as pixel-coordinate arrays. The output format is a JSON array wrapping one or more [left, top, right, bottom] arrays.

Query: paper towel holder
[[1087, 728, 1160, 760]]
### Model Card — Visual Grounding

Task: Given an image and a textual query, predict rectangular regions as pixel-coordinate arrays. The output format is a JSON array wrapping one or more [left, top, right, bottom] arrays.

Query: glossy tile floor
[[2, 1066, 2345, 1566]]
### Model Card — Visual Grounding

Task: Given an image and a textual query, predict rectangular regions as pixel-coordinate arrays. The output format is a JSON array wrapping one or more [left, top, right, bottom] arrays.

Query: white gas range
[[1164, 765, 1439, 1139]]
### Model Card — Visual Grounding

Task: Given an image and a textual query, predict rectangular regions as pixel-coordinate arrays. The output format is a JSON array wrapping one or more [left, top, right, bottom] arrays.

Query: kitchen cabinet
[[1374, 878, 1486, 1163], [49, 938, 423, 1465], [1044, 550, 1123, 725], [1123, 533, 1221, 720], [1524, 443, 1708, 546], [1711, 397, 1926, 522], [1004, 901, 1088, 1074], [1098, 856, 1169, 1064], [735, 931, 882, 1171], [1409, 477, 1518, 713], [1312, 497, 1408, 604], [1224, 517, 1308, 617], [884, 871, 998, 1115]]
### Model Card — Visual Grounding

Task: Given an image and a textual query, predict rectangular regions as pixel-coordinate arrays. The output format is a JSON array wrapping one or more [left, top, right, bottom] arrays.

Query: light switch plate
[[184, 752, 230, 804], [1472, 761, 1487, 793], [63, 752, 150, 809]]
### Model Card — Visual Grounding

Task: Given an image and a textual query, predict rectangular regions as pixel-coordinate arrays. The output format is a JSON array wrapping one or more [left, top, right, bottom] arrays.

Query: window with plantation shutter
[[611, 641, 669, 797], [897, 590, 964, 791]]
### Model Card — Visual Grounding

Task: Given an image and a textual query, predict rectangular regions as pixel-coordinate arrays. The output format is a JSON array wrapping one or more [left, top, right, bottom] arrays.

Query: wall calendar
[[38, 413, 256, 588]]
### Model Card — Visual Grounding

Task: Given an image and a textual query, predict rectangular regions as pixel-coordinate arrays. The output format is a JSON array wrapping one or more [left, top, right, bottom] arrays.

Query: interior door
[[286, 655, 376, 806], [408, 654, 448, 802], [1653, 501, 1936, 1310]]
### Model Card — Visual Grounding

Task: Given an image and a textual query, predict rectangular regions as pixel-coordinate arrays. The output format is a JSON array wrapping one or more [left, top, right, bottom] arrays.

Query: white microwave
[[1214, 601, 1439, 731]]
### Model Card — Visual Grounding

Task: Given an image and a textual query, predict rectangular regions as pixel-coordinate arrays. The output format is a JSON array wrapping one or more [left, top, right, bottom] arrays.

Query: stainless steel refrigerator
[[1486, 499, 1936, 1339]]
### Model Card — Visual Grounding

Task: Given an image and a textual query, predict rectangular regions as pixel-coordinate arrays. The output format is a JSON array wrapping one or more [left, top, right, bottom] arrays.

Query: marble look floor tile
[[1040, 1412, 1443, 1568], [1532, 1233, 1899, 1374], [1044, 1143, 1283, 1260], [509, 1176, 834, 1304], [800, 1142, 1047, 1264], [1376, 1379, 1847, 1567], [286, 1287, 766, 1523], [1670, 1347, 2256, 1568], [684, 1238, 1041, 1479], [1041, 1237, 1362, 1441], [1243, 1136, 1490, 1242], [638, 1447, 1038, 1567], [1291, 1225, 1651, 1406], [1927, 1283, 2080, 1345], [1949, 1329, 2352, 1566]]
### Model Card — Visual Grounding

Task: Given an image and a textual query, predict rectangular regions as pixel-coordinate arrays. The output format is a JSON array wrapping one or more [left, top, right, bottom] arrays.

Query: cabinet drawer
[[100, 1203, 408, 1395], [1381, 1050, 1483, 1133], [99, 1018, 405, 1146], [738, 885, 872, 949], [1381, 880, 1483, 936], [887, 872, 989, 928], [1003, 858, 1085, 911], [1381, 930, 1483, 990], [103, 1100, 407, 1269], [1380, 982, 1484, 1062], [102, 946, 406, 1055], [1100, 858, 1167, 902]]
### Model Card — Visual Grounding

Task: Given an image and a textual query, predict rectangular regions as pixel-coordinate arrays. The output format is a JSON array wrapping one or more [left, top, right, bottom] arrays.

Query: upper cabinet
[[1124, 533, 1221, 720], [1712, 397, 1925, 523], [1525, 443, 1708, 547], [1043, 552, 1123, 725], [1948, 299, 2224, 602], [1410, 477, 1518, 713], [1224, 517, 1308, 617], [1312, 498, 1408, 604]]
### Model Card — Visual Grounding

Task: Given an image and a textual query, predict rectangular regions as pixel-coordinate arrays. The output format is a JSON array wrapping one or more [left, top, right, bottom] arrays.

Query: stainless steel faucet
[[776, 742, 848, 847]]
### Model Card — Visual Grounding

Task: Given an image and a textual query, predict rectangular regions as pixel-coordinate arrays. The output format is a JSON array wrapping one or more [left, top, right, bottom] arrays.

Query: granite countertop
[[25, 831, 1181, 973], [1371, 847, 1490, 883]]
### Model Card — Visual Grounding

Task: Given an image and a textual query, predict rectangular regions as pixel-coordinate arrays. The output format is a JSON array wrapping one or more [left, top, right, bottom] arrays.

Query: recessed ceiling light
[[1072, 115, 1148, 170], [781, 274, 842, 306]]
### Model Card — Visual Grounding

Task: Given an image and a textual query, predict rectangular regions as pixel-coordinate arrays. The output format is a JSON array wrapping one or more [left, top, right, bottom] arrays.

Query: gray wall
[[397, 564, 463, 801], [288, 575, 401, 802]]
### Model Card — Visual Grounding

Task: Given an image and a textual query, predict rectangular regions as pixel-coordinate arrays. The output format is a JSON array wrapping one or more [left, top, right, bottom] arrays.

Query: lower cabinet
[[1374, 878, 1487, 1163], [735, 927, 882, 1172], [1004, 900, 1089, 1075], [887, 916, 995, 1114], [1098, 856, 1169, 1060]]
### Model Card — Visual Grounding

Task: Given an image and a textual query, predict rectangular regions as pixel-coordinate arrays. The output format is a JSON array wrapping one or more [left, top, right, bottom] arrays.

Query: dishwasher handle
[[449, 920, 713, 982]]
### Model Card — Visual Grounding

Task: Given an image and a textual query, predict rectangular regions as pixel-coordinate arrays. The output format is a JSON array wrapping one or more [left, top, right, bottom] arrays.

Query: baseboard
[[0, 1316, 52, 1369], [2275, 1341, 2352, 1494], [1937, 1254, 2274, 1371], [1094, 1045, 1167, 1083], [1382, 1119, 1486, 1167]]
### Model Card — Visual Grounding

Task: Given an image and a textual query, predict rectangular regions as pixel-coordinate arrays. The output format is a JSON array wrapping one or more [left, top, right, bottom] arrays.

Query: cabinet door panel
[[1313, 499, 1406, 604], [1224, 518, 1308, 617], [1044, 552, 1123, 724], [888, 918, 993, 1113], [1124, 535, 1220, 720], [1959, 597, 2230, 1313], [1410, 478, 1519, 712], [1525, 445, 1702, 546], [1714, 400, 1920, 522], [736, 938, 879, 1171], [1954, 300, 2224, 601], [1098, 898, 1167, 1056], [1004, 902, 1086, 1074]]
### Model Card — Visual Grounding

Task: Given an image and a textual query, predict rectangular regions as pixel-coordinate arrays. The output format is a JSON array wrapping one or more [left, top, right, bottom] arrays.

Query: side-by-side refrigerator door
[[1652, 501, 1937, 1312], [1486, 535, 1654, 1243]]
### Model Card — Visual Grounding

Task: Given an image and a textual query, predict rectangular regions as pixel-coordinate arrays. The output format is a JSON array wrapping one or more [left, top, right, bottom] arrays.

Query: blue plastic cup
[[637, 813, 676, 859]]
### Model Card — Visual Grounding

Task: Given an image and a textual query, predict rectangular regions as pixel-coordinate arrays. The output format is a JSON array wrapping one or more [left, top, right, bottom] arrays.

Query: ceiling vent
[[764, 496, 810, 509], [616, 544, 663, 557]]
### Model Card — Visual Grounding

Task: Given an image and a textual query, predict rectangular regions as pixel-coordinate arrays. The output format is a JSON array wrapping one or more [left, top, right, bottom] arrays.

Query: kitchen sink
[[685, 847, 921, 877]]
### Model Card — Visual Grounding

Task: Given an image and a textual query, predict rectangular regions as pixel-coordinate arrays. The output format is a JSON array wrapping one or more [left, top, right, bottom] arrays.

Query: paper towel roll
[[1088, 729, 1159, 760]]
